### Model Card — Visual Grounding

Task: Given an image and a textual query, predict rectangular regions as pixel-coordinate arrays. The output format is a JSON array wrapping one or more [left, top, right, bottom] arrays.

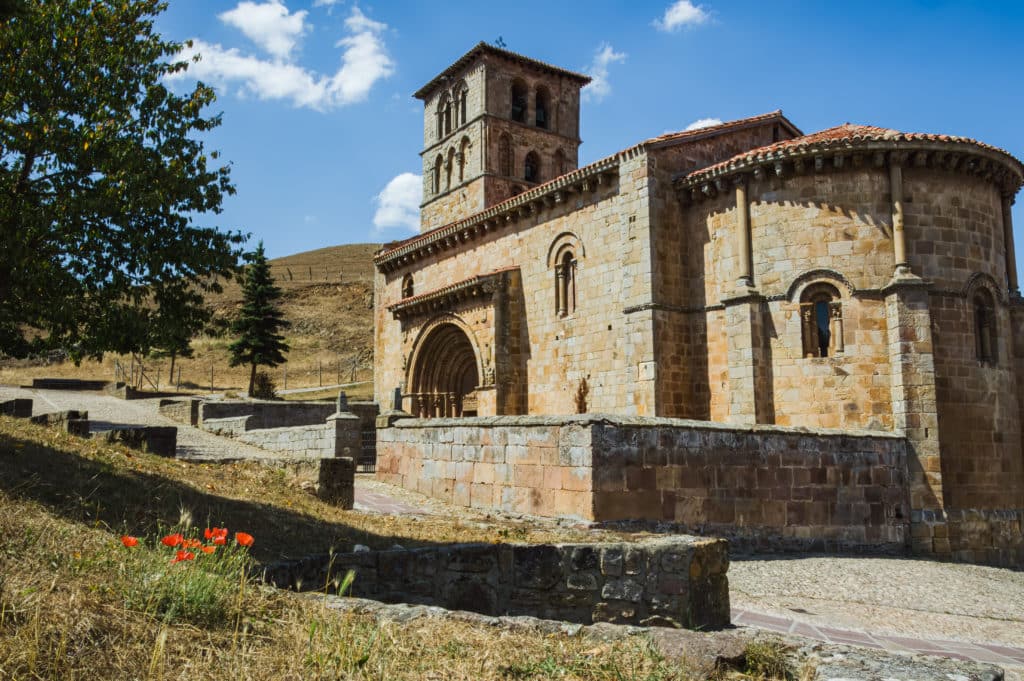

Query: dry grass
[[0, 417, 802, 680], [0, 415, 716, 680], [0, 243, 378, 394]]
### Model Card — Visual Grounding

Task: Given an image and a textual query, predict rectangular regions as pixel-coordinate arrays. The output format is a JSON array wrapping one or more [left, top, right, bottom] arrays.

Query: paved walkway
[[733, 606, 1024, 670]]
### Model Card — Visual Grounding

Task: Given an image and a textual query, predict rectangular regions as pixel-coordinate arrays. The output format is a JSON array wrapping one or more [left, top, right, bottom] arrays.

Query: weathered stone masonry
[[261, 535, 730, 630], [374, 43, 1024, 566]]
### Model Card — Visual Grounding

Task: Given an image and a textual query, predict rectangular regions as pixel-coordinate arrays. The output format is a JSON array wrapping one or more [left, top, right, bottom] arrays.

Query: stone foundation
[[261, 535, 730, 630]]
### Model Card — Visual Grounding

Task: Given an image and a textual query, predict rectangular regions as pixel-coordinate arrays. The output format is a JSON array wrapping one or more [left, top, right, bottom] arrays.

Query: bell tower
[[414, 42, 591, 232]]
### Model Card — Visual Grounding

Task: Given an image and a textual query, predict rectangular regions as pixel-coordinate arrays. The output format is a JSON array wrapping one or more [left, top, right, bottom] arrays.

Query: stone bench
[[98, 426, 177, 457], [0, 398, 32, 418]]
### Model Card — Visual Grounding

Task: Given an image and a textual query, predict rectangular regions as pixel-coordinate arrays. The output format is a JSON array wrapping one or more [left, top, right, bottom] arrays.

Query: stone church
[[373, 42, 1024, 565]]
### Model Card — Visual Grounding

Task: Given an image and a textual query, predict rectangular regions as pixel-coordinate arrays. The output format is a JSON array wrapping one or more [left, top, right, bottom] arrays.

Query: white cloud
[[654, 0, 710, 32], [373, 173, 422, 233], [582, 43, 626, 103], [329, 7, 393, 104], [313, 0, 342, 5], [219, 1, 308, 60], [685, 117, 723, 131], [170, 6, 393, 111]]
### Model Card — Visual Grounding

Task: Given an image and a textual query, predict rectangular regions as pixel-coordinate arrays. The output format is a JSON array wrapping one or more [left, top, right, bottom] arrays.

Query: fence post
[[283, 366, 287, 390], [177, 366, 181, 391], [209, 363, 214, 392], [319, 360, 323, 387]]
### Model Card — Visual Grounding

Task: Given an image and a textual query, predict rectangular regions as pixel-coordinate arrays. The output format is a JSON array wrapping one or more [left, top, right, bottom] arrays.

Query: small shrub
[[251, 371, 277, 400]]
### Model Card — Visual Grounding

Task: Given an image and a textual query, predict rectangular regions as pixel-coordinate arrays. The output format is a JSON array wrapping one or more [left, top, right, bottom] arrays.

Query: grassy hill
[[0, 243, 381, 397]]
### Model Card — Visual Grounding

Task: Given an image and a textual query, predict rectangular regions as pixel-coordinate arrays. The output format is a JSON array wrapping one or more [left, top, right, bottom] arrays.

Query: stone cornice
[[374, 158, 620, 273], [387, 268, 516, 320], [674, 137, 1024, 204]]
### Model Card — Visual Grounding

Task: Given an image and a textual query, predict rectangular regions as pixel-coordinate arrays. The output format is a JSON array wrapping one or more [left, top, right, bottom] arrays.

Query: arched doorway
[[408, 322, 481, 417]]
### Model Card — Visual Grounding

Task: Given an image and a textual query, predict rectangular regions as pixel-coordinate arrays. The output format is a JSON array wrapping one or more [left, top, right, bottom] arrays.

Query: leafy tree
[[0, 0, 245, 359], [147, 284, 211, 380], [229, 243, 289, 397]]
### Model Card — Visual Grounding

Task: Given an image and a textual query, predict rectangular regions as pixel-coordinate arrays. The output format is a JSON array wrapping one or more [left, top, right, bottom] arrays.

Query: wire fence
[[114, 353, 371, 395]]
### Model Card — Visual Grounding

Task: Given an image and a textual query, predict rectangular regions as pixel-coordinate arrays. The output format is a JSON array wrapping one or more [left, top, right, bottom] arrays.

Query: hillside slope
[[0, 243, 381, 394]]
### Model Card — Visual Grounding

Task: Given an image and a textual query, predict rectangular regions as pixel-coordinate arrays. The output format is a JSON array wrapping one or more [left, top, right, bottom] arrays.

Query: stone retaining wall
[[377, 415, 911, 552], [261, 535, 730, 630], [199, 400, 336, 430], [158, 398, 200, 426], [236, 413, 361, 458], [913, 508, 1024, 566]]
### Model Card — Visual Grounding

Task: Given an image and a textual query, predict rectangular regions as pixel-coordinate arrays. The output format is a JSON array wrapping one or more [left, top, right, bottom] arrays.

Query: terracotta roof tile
[[684, 123, 1024, 183]]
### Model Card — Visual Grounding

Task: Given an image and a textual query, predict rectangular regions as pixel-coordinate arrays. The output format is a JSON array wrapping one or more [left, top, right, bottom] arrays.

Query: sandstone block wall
[[317, 457, 355, 508], [378, 416, 910, 551], [589, 420, 908, 551], [236, 414, 361, 459], [261, 536, 730, 630]]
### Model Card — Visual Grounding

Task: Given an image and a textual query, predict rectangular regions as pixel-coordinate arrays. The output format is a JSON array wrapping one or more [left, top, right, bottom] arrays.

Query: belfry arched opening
[[408, 323, 480, 417]]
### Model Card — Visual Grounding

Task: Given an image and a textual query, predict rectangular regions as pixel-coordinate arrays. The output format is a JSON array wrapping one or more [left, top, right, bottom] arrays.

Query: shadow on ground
[[0, 429, 450, 563]]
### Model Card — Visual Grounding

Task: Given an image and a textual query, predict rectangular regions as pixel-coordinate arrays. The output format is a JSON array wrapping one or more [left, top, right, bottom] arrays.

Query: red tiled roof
[[683, 123, 1024, 184], [638, 110, 802, 148], [414, 42, 591, 100]]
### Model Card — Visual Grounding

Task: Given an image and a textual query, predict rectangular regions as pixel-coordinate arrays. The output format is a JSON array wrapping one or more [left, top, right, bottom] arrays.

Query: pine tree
[[229, 243, 289, 397]]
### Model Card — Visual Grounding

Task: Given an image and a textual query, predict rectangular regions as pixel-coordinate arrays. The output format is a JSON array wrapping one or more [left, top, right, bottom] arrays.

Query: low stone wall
[[199, 400, 336, 430], [158, 398, 200, 426], [0, 398, 32, 418], [913, 508, 1024, 567], [99, 427, 176, 457], [261, 535, 730, 630], [31, 378, 108, 391], [377, 415, 910, 552], [201, 415, 251, 437], [236, 413, 361, 458], [30, 410, 90, 436]]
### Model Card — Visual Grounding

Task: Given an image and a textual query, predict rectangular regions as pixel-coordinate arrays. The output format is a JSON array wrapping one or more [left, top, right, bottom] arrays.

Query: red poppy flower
[[235, 532, 254, 547], [120, 535, 139, 548], [200, 545, 216, 554], [203, 527, 213, 540], [183, 538, 202, 549], [161, 533, 183, 548], [213, 536, 226, 545], [172, 550, 195, 563]]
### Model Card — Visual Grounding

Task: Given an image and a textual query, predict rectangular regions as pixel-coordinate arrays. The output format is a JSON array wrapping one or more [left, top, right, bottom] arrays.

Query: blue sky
[[158, 0, 1024, 276]]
